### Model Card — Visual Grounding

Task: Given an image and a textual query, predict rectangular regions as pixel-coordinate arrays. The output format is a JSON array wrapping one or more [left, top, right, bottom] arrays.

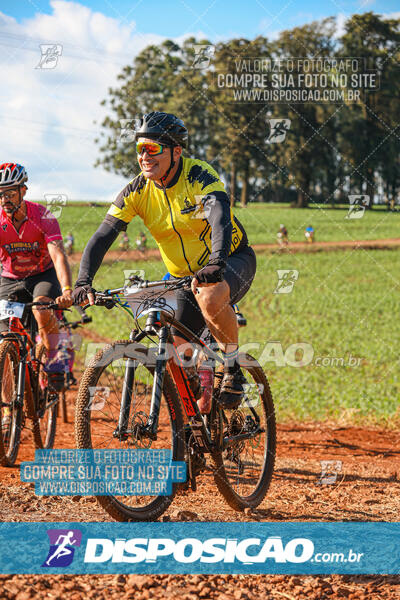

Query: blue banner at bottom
[[0, 522, 398, 575]]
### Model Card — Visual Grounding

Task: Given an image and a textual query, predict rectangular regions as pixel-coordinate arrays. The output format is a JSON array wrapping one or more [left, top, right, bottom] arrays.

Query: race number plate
[[0, 300, 25, 320], [123, 286, 178, 320]]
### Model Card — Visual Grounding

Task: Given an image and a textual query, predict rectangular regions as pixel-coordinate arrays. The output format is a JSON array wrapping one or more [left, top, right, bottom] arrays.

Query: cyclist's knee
[[32, 296, 56, 325], [196, 281, 230, 315]]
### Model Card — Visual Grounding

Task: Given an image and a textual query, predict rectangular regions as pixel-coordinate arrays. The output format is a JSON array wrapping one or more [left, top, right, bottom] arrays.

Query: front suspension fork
[[16, 359, 27, 410], [114, 324, 168, 441], [146, 325, 168, 438]]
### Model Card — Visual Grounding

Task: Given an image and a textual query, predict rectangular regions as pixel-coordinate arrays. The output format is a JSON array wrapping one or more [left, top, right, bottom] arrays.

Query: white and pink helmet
[[0, 163, 28, 188]]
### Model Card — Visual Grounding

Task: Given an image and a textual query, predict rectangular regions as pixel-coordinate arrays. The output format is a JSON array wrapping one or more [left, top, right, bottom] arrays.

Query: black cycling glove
[[194, 263, 225, 284], [72, 284, 96, 305]]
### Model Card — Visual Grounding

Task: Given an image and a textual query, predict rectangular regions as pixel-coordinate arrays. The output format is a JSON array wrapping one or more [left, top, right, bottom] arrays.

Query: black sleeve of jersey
[[75, 216, 125, 285], [205, 191, 233, 265]]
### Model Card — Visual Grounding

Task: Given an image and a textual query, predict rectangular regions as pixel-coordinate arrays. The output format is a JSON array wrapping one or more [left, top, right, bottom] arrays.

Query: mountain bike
[[0, 298, 66, 466], [75, 276, 276, 521]]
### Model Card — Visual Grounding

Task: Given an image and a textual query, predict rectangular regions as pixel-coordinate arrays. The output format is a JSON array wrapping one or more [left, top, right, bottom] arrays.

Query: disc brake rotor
[[130, 411, 152, 448]]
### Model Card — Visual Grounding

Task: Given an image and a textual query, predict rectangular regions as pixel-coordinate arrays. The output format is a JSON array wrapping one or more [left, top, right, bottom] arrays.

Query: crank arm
[[222, 427, 265, 450]]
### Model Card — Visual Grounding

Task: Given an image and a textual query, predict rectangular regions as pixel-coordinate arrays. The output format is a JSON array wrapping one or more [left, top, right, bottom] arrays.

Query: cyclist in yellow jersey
[[73, 112, 257, 408]]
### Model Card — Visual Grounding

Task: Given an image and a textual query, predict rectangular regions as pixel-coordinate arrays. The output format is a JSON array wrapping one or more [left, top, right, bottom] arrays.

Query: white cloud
[[383, 11, 400, 19], [0, 1, 204, 200], [335, 13, 347, 38], [258, 11, 400, 43]]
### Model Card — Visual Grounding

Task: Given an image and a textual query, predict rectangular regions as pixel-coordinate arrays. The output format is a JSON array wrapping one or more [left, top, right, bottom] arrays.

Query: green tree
[[95, 40, 182, 178], [338, 13, 400, 207], [211, 37, 274, 206], [267, 18, 338, 207], [164, 37, 216, 162]]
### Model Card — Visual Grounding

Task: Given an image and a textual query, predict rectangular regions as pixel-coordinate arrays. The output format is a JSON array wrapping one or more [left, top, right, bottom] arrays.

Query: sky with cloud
[[0, 0, 398, 200]]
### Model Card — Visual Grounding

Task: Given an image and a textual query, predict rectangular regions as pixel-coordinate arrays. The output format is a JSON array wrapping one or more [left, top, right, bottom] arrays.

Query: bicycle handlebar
[[29, 301, 68, 310], [77, 276, 193, 309], [107, 275, 192, 295]]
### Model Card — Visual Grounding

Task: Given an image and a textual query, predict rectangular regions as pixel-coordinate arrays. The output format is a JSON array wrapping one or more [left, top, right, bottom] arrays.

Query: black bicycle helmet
[[135, 112, 188, 148]]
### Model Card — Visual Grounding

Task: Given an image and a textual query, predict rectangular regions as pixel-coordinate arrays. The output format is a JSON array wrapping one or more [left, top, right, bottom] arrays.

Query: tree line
[[95, 12, 400, 208]]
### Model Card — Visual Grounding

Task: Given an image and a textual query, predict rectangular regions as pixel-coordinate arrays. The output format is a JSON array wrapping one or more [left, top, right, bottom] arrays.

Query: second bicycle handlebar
[[78, 276, 193, 309]]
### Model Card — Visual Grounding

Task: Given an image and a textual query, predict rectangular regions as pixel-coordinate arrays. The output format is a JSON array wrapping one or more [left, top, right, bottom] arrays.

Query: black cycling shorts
[[0, 267, 61, 332], [171, 245, 257, 340], [0, 267, 61, 303]]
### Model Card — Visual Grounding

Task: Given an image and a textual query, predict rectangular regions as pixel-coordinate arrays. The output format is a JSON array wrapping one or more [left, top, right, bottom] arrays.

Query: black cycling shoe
[[218, 369, 246, 409]]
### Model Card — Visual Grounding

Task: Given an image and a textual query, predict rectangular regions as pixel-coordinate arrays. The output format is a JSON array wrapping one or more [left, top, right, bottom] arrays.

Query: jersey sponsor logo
[[3, 241, 40, 255], [187, 164, 218, 190], [232, 224, 241, 247], [180, 198, 196, 214]]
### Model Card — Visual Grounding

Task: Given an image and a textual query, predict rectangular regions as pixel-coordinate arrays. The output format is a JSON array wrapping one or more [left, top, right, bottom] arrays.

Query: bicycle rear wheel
[[212, 353, 276, 510], [75, 340, 185, 521], [0, 341, 23, 467], [29, 344, 58, 449]]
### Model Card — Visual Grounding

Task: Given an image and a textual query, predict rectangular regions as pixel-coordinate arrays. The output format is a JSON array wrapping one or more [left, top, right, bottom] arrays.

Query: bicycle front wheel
[[75, 340, 185, 521], [212, 353, 276, 511], [0, 341, 23, 467]]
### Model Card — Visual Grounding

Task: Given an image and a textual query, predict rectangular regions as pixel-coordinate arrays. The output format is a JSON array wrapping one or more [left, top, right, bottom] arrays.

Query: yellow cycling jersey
[[107, 156, 246, 277]]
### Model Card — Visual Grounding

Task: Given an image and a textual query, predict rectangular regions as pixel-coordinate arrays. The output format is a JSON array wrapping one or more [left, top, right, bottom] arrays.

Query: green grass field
[[72, 249, 400, 427], [50, 202, 400, 252], [235, 203, 400, 245]]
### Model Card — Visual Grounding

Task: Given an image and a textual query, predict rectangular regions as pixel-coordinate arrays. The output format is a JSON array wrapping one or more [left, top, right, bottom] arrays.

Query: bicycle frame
[[0, 301, 65, 420], [113, 313, 217, 451], [1, 314, 38, 417], [113, 307, 262, 455]]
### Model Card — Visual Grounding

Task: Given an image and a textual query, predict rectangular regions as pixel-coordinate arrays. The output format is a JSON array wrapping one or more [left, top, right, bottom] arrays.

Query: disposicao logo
[[42, 529, 82, 567], [84, 536, 314, 564]]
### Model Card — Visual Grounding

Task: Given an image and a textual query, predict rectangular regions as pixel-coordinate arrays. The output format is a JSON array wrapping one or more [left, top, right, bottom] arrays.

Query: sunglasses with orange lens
[[136, 141, 164, 156]]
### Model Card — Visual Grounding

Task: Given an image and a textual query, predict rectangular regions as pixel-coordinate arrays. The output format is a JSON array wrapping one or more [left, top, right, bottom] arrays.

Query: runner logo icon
[[267, 119, 291, 143], [42, 529, 82, 567], [274, 270, 299, 294], [346, 195, 370, 219]]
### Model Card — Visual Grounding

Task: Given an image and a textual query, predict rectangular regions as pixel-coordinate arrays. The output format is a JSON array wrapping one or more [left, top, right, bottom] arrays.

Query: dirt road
[[1, 391, 399, 599], [66, 237, 400, 269], [2, 236, 400, 598]]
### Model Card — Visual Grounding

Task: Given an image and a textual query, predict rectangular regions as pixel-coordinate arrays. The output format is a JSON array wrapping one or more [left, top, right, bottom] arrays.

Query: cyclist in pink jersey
[[0, 163, 73, 396]]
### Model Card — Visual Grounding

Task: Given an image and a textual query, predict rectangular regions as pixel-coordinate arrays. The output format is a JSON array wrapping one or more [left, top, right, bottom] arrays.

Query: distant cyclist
[[73, 112, 256, 409], [0, 163, 73, 396], [305, 225, 315, 243], [277, 224, 288, 247], [119, 231, 130, 251], [136, 231, 147, 253], [64, 232, 74, 255]]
